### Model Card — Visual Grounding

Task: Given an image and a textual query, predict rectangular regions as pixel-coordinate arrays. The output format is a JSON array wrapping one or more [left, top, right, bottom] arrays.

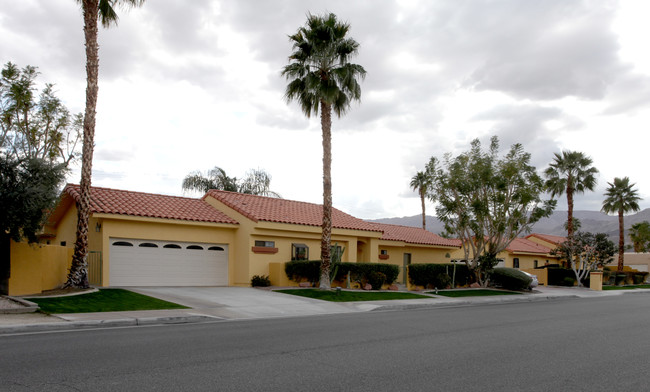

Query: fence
[[88, 251, 103, 287]]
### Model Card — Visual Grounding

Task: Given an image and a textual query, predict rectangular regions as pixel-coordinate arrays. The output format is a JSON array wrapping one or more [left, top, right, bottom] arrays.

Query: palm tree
[[629, 221, 650, 253], [410, 171, 431, 230], [182, 166, 280, 197], [282, 13, 365, 289], [601, 177, 642, 271], [66, 0, 145, 288], [544, 151, 598, 238]]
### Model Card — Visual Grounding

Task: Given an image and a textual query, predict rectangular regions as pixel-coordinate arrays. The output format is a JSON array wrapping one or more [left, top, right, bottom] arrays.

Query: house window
[[187, 245, 204, 250], [513, 258, 520, 269], [534, 260, 538, 268], [113, 241, 133, 247], [139, 243, 158, 248], [255, 240, 275, 248], [292, 243, 309, 261], [380, 250, 388, 255], [208, 246, 225, 251], [163, 244, 181, 249]]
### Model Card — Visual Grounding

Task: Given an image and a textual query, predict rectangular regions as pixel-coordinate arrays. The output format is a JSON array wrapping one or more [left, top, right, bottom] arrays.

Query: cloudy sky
[[2, 0, 649, 219]]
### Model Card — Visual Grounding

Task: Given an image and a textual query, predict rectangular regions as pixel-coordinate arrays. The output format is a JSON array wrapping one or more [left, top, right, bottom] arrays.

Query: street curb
[[368, 294, 580, 311]]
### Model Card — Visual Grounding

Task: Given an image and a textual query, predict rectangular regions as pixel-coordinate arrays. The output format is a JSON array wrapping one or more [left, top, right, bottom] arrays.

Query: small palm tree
[[282, 13, 366, 289], [601, 177, 641, 271], [410, 171, 431, 230], [544, 151, 598, 238], [629, 221, 650, 253], [66, 0, 145, 288], [182, 167, 280, 197]]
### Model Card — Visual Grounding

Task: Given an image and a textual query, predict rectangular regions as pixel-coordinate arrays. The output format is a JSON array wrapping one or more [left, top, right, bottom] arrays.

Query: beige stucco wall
[[377, 241, 457, 283], [9, 241, 74, 295]]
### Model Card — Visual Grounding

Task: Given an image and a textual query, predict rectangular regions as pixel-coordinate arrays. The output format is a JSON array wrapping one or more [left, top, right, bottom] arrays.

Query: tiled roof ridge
[[65, 183, 202, 202]]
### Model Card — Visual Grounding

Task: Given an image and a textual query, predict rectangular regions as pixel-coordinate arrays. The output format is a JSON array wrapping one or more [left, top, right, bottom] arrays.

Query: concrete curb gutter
[[368, 294, 581, 312], [0, 296, 39, 314]]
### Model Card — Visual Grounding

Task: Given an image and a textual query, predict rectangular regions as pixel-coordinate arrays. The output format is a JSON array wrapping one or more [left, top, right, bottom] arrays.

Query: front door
[[403, 253, 412, 285]]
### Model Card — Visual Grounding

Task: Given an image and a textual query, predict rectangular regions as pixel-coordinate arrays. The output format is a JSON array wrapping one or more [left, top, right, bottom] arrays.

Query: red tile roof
[[525, 233, 567, 245], [205, 190, 382, 232], [372, 222, 462, 247], [53, 184, 238, 225], [506, 238, 553, 254]]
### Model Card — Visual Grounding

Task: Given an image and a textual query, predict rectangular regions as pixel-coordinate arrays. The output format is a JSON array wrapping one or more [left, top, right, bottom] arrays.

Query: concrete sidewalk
[[1, 286, 649, 334]]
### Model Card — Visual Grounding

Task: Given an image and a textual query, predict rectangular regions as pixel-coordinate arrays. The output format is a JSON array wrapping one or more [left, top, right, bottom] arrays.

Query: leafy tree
[[67, 0, 145, 288], [601, 177, 642, 271], [544, 151, 598, 239], [0, 155, 66, 294], [410, 171, 431, 230], [282, 13, 366, 289], [426, 136, 555, 286], [551, 231, 616, 286], [629, 221, 650, 253], [0, 62, 81, 166], [182, 166, 280, 197]]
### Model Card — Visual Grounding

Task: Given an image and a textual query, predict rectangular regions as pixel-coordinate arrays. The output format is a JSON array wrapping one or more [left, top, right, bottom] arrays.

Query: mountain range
[[369, 209, 650, 246]]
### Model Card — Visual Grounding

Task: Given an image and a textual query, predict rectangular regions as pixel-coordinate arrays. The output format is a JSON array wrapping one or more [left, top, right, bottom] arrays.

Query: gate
[[88, 251, 103, 286]]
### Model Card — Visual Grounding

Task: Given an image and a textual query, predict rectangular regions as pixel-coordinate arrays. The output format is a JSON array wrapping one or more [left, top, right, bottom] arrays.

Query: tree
[[551, 231, 616, 286], [282, 13, 366, 289], [426, 136, 555, 286], [182, 166, 280, 197], [410, 171, 431, 230], [544, 151, 598, 239], [0, 155, 66, 294], [0, 62, 81, 166], [66, 0, 145, 288], [629, 221, 650, 253], [601, 177, 642, 271]]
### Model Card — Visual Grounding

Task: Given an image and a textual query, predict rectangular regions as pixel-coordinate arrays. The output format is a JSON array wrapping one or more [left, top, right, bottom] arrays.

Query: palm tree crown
[[282, 13, 365, 290], [544, 150, 598, 238], [602, 177, 642, 271], [410, 171, 431, 230]]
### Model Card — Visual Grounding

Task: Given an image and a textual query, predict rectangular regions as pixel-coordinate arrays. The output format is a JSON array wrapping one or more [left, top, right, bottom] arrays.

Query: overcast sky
[[2, 0, 649, 219]]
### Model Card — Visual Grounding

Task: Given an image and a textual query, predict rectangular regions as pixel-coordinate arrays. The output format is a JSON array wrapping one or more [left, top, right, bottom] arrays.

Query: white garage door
[[109, 238, 228, 286]]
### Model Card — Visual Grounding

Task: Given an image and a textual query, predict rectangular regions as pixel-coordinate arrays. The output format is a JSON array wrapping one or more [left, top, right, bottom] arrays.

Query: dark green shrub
[[490, 268, 532, 291], [368, 271, 387, 290], [634, 273, 646, 285], [251, 274, 271, 287], [561, 276, 576, 287], [284, 260, 321, 284], [615, 274, 627, 285], [434, 273, 451, 289], [337, 263, 400, 286], [408, 263, 471, 288]]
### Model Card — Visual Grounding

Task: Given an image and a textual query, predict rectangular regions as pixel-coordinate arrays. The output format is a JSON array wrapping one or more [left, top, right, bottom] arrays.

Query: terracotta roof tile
[[525, 233, 567, 245], [62, 184, 238, 225], [372, 222, 462, 247], [506, 238, 553, 254], [205, 190, 382, 232]]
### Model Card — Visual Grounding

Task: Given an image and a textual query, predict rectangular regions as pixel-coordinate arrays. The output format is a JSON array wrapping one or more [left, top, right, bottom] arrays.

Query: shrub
[[251, 275, 271, 287], [337, 263, 400, 287], [561, 276, 576, 287], [490, 268, 532, 291], [408, 263, 471, 288], [284, 260, 321, 284], [368, 271, 387, 290]]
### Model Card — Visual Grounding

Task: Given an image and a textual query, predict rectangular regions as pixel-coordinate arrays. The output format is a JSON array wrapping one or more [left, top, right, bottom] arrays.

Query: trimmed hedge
[[284, 260, 321, 284], [490, 268, 532, 291], [408, 263, 471, 289], [284, 261, 400, 288]]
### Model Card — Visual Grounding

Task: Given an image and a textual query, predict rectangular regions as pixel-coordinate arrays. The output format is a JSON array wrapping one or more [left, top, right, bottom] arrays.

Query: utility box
[[590, 271, 603, 291]]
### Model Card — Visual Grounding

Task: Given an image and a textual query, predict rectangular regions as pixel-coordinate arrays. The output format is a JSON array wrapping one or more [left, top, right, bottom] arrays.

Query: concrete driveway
[[127, 286, 361, 320]]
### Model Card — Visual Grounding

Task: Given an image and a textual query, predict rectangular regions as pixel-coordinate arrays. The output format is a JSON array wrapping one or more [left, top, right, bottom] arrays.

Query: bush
[[337, 263, 400, 287], [408, 263, 471, 288], [284, 260, 321, 284], [490, 268, 532, 291], [561, 276, 576, 287], [368, 271, 387, 290], [251, 275, 271, 287]]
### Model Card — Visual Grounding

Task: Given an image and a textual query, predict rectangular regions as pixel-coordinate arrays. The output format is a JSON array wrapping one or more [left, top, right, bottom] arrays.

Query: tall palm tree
[[66, 0, 145, 288], [410, 171, 430, 230], [282, 13, 365, 289], [544, 151, 598, 238], [601, 177, 641, 271]]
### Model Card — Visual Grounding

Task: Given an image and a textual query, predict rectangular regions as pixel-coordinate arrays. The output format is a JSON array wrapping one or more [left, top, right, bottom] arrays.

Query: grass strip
[[30, 289, 189, 314], [275, 289, 430, 302], [430, 289, 522, 297], [603, 284, 650, 291]]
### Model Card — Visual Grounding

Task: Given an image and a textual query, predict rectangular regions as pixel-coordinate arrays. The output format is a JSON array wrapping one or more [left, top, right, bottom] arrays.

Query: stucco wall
[[9, 241, 73, 296]]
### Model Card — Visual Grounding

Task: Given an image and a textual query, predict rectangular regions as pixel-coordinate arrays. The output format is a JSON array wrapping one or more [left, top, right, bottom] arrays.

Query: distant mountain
[[369, 208, 650, 245]]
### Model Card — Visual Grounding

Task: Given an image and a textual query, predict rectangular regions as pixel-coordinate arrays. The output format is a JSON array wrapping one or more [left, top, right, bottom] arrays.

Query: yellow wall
[[9, 241, 73, 296], [500, 252, 556, 269], [377, 241, 457, 283]]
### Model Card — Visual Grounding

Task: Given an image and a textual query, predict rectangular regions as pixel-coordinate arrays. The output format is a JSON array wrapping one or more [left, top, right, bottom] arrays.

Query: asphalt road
[[2, 295, 650, 391]]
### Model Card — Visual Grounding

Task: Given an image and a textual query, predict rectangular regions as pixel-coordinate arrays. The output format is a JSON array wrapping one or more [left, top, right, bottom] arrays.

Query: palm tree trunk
[[566, 187, 574, 238], [420, 191, 426, 230], [319, 100, 332, 290], [618, 210, 625, 272], [65, 0, 98, 288]]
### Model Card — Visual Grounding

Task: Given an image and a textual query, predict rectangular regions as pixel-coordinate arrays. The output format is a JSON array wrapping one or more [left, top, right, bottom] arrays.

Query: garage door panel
[[110, 238, 228, 286]]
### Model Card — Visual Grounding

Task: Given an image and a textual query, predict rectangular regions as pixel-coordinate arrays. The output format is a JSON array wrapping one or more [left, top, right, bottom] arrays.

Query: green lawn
[[275, 289, 431, 302], [30, 289, 189, 314], [603, 284, 650, 291], [430, 289, 522, 297]]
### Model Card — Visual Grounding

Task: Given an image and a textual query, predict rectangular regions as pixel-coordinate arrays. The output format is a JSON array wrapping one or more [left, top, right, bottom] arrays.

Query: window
[[60, 241, 66, 247], [139, 243, 158, 248], [208, 246, 225, 251], [186, 245, 204, 250], [534, 260, 538, 268], [163, 244, 182, 249], [513, 258, 520, 269], [255, 240, 275, 248], [292, 243, 309, 261], [113, 241, 133, 247], [380, 250, 388, 255]]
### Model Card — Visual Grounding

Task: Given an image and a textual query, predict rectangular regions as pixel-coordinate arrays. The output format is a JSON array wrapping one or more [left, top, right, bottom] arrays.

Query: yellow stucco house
[[8, 184, 460, 294]]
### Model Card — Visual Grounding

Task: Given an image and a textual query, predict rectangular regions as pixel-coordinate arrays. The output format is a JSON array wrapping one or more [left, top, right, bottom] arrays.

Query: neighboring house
[[7, 184, 461, 294], [498, 237, 559, 269], [613, 253, 650, 272], [525, 233, 566, 251]]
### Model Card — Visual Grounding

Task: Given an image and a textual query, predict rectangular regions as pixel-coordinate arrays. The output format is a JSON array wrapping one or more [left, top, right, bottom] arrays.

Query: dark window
[[534, 260, 538, 268], [60, 241, 66, 247], [513, 258, 520, 269], [380, 250, 388, 255], [139, 243, 158, 248], [255, 240, 275, 248], [113, 241, 134, 247], [187, 245, 204, 250], [163, 244, 182, 249], [208, 246, 225, 251], [292, 243, 309, 261]]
